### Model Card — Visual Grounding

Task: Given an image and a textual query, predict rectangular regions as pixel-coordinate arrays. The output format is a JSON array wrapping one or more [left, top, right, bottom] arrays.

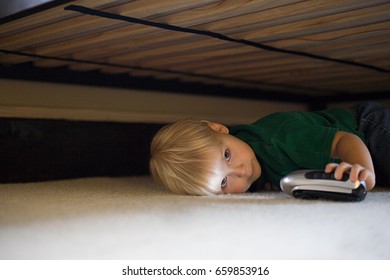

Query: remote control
[[280, 170, 367, 201]]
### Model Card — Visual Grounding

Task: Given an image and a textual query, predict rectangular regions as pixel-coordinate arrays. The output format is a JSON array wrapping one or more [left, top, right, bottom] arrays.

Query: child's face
[[207, 122, 262, 194]]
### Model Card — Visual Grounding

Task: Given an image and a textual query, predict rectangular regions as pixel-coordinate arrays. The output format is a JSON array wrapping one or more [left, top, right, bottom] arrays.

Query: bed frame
[[1, 0, 389, 103]]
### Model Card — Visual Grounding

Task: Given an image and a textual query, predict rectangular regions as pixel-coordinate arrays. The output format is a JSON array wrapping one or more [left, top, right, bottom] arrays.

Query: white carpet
[[0, 176, 389, 260]]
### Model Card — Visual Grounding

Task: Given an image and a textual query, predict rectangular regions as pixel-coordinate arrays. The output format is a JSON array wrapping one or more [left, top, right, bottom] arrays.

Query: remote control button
[[305, 170, 348, 181]]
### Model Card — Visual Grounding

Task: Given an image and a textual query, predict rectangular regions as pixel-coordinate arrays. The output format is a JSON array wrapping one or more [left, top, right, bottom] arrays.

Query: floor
[[1, 176, 389, 259]]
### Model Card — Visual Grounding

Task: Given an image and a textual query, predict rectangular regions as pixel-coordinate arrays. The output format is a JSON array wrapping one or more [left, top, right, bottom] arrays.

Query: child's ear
[[206, 122, 229, 134]]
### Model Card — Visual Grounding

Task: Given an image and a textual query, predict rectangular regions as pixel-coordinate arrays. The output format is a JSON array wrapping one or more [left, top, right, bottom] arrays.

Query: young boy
[[150, 102, 389, 195]]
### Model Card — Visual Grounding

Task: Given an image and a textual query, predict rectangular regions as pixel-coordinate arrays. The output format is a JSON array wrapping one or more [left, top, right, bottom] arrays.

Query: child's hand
[[325, 162, 375, 191]]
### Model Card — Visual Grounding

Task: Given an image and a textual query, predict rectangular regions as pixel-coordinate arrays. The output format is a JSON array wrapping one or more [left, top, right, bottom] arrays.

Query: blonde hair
[[150, 119, 221, 195]]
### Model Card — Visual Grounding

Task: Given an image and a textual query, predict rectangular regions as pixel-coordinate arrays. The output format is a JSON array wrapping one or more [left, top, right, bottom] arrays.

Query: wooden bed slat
[[1, 0, 389, 99]]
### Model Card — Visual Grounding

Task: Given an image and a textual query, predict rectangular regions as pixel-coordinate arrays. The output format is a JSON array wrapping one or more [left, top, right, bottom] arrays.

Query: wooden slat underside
[[1, 0, 389, 98]]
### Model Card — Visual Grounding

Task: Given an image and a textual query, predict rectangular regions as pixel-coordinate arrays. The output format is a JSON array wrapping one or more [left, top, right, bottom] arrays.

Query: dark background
[[0, 118, 164, 183]]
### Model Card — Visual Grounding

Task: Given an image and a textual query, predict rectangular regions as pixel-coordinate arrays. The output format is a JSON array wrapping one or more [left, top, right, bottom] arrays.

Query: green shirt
[[230, 108, 365, 185]]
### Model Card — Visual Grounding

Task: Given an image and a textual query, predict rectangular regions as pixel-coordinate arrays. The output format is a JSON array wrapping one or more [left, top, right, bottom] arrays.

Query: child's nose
[[232, 163, 246, 177]]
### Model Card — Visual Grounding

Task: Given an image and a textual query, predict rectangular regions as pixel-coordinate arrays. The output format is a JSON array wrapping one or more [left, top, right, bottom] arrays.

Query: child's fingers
[[331, 163, 368, 183], [326, 162, 357, 181], [332, 162, 351, 180], [351, 165, 371, 183], [349, 166, 358, 182], [325, 163, 338, 173], [325, 162, 350, 180], [358, 169, 369, 182], [326, 162, 374, 190]]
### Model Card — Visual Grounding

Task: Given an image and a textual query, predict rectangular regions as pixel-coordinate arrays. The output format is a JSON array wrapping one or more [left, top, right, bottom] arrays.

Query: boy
[[150, 102, 389, 195]]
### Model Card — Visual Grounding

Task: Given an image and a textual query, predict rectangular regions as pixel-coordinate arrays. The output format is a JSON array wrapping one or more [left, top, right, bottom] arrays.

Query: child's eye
[[221, 177, 228, 188], [224, 150, 231, 161]]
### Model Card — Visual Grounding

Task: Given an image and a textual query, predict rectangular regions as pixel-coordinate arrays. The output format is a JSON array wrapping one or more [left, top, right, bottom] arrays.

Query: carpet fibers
[[0, 177, 389, 259]]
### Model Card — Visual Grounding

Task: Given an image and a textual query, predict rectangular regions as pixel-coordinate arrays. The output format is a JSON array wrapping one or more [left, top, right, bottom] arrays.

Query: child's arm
[[326, 131, 376, 191]]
